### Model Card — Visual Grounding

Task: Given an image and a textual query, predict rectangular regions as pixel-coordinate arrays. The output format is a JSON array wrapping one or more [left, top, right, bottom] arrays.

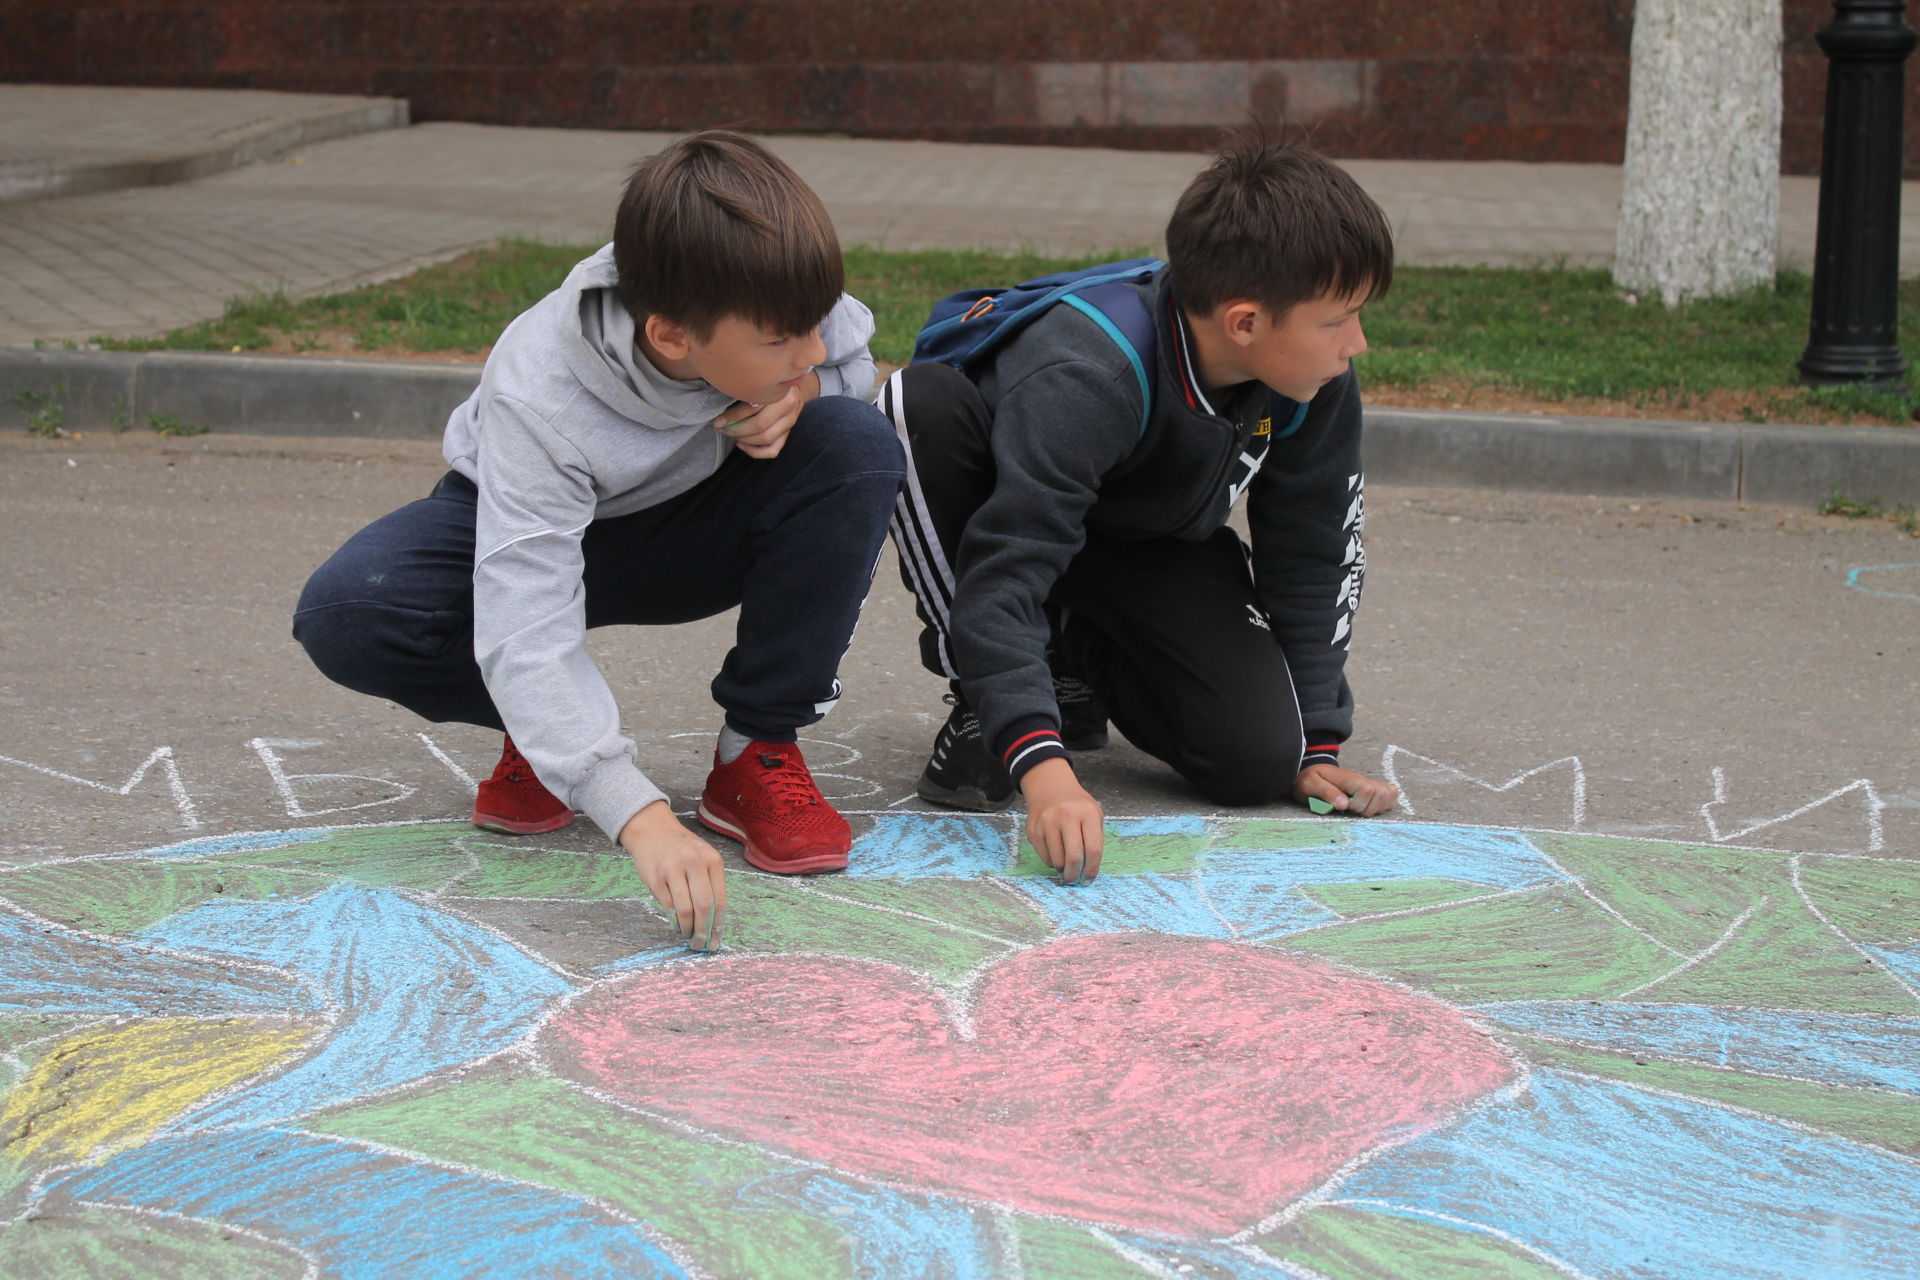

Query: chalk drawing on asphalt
[[0, 747, 201, 830], [1700, 765, 1886, 853], [1846, 563, 1920, 601], [415, 732, 478, 791], [1380, 747, 1588, 827], [3, 785, 1917, 1279]]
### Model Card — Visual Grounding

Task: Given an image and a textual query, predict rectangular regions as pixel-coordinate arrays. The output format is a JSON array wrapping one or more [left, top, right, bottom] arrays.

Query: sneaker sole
[[472, 808, 576, 836], [696, 802, 849, 875], [915, 773, 1016, 813]]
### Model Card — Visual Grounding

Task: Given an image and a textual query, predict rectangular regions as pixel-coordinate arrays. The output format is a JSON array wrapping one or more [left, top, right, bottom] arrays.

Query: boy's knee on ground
[[1174, 725, 1305, 807]]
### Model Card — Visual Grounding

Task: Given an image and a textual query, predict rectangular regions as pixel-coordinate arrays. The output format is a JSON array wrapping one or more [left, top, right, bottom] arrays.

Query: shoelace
[[1053, 674, 1097, 704], [940, 691, 983, 739], [755, 752, 821, 807], [496, 740, 534, 784]]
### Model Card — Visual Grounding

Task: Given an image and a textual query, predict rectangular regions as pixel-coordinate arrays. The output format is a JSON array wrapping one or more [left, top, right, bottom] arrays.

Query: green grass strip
[[87, 239, 1920, 426]]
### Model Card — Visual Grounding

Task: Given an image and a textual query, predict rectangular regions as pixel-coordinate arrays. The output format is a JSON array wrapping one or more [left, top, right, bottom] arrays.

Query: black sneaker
[[917, 694, 1015, 812], [1053, 673, 1109, 751]]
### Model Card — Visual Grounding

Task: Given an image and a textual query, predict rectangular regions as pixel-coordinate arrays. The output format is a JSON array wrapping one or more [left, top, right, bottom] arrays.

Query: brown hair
[[613, 130, 843, 338], [1165, 126, 1394, 319]]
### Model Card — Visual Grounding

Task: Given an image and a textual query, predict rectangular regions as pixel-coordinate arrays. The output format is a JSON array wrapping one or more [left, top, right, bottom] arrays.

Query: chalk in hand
[[1307, 796, 1335, 815], [715, 405, 762, 433]]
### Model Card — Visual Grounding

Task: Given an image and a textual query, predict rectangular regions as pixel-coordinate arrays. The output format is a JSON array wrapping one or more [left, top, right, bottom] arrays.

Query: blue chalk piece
[[139, 885, 573, 1128], [739, 1169, 999, 1279], [1474, 1001, 1920, 1094], [48, 1128, 687, 1280], [1336, 1068, 1920, 1280]]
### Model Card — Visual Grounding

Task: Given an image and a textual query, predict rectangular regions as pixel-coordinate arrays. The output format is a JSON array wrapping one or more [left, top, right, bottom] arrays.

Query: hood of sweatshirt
[[568, 246, 739, 431]]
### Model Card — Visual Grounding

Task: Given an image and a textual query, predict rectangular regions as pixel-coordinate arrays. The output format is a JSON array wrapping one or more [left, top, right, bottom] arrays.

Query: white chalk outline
[[247, 737, 417, 820], [0, 746, 200, 830], [1791, 854, 1920, 1010], [416, 732, 478, 792], [1701, 767, 1886, 853], [1380, 747, 1587, 828], [1612, 899, 1764, 1000]]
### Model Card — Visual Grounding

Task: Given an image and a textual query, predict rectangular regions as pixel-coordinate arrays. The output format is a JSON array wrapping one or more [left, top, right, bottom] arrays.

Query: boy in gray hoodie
[[294, 131, 905, 950]]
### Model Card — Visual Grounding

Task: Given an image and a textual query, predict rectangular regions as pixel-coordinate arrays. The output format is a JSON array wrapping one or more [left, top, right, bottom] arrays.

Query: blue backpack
[[910, 258, 1164, 435]]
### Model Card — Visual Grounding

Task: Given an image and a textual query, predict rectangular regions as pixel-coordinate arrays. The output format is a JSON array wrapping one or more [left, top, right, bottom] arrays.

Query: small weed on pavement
[[14, 382, 68, 438], [147, 411, 210, 437], [1818, 485, 1920, 536]]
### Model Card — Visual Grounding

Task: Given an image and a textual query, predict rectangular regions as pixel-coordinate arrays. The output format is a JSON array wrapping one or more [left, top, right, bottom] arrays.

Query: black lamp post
[[1797, 0, 1918, 390]]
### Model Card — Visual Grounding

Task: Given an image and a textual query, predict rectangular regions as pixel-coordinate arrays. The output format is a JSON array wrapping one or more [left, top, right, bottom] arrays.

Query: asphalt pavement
[[4, 425, 1915, 876]]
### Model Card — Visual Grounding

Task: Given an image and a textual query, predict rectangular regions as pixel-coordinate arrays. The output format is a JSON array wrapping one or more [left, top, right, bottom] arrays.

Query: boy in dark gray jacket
[[882, 133, 1399, 886], [295, 132, 905, 949]]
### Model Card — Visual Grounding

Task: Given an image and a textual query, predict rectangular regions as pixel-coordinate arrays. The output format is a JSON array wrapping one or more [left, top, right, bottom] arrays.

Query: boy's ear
[[643, 313, 693, 360], [1219, 300, 1263, 347]]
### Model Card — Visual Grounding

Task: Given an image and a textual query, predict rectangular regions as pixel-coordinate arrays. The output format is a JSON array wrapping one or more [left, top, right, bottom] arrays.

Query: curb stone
[[1, 348, 478, 442], [3, 348, 1915, 506], [1364, 408, 1920, 506]]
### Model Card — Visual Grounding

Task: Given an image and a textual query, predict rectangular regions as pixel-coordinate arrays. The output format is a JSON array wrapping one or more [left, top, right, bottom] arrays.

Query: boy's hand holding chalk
[[715, 381, 811, 460], [619, 802, 729, 952], [1294, 762, 1399, 818]]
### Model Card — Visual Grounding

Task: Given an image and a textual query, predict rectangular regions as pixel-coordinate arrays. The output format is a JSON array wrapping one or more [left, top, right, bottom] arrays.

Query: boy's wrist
[[618, 799, 683, 850], [1302, 742, 1341, 770], [1018, 755, 1080, 798], [993, 713, 1069, 789]]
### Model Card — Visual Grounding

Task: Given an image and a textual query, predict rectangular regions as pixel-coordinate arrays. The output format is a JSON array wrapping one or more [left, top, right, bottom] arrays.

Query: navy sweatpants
[[293, 395, 906, 743]]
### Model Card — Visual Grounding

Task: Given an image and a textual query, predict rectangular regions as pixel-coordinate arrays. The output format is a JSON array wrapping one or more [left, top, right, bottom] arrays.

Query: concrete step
[[0, 84, 409, 204]]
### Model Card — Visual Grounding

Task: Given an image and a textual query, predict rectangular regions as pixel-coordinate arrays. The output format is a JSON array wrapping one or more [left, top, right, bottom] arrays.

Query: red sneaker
[[697, 741, 851, 874], [472, 734, 575, 835]]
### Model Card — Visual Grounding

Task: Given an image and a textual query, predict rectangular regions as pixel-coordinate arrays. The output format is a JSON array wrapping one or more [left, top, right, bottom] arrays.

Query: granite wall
[[3, 0, 1914, 175]]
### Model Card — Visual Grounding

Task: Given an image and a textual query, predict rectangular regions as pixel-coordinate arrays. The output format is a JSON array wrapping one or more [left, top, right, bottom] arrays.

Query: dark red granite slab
[[3, 0, 1913, 176]]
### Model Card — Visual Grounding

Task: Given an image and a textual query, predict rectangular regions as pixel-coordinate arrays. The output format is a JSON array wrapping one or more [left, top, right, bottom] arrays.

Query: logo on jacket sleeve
[[1332, 472, 1365, 648]]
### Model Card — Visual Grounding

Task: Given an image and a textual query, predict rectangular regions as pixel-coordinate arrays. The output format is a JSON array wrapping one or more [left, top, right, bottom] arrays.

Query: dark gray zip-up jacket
[[955, 269, 1366, 774]]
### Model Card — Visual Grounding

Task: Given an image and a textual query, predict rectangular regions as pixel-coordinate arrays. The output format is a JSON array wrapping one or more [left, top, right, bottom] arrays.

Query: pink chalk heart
[[542, 933, 1514, 1237]]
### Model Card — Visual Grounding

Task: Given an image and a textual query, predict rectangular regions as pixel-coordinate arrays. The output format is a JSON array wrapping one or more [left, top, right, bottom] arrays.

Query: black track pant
[[881, 363, 1305, 806]]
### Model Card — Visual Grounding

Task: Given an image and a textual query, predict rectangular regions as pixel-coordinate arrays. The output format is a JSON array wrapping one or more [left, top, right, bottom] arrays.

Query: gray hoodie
[[442, 244, 877, 841]]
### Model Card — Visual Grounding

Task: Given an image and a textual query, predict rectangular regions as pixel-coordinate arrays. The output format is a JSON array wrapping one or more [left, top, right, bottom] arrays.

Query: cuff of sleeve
[[1301, 743, 1342, 771], [994, 715, 1070, 789], [573, 757, 671, 846]]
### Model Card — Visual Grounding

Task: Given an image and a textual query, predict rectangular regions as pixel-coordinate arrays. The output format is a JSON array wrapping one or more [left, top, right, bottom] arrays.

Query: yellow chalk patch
[[0, 1018, 314, 1166]]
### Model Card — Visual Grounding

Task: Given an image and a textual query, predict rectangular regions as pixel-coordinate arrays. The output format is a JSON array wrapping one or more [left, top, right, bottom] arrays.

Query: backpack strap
[[1059, 285, 1157, 438], [912, 259, 1165, 437]]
